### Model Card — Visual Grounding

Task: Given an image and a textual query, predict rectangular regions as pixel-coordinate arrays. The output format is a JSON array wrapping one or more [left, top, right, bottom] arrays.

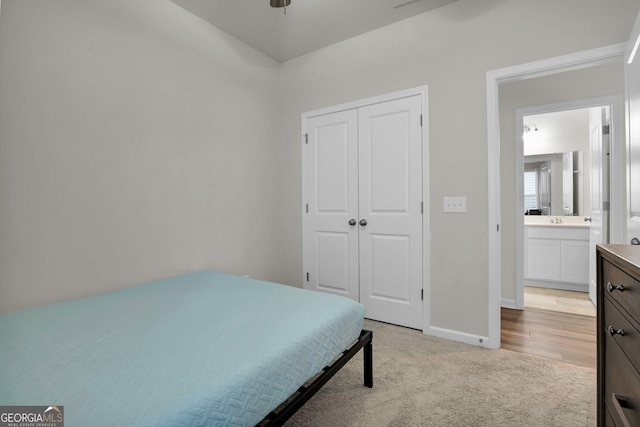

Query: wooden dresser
[[597, 244, 640, 427]]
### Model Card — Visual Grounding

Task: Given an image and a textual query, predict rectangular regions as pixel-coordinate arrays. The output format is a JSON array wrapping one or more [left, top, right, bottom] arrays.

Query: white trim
[[426, 325, 490, 347], [486, 73, 501, 349], [301, 86, 431, 334], [627, 36, 640, 65], [488, 43, 627, 85], [626, 12, 640, 64], [625, 12, 640, 245], [611, 97, 626, 244], [421, 88, 431, 337], [501, 298, 517, 310], [302, 86, 428, 120], [523, 280, 588, 293], [486, 43, 626, 349], [515, 114, 525, 309]]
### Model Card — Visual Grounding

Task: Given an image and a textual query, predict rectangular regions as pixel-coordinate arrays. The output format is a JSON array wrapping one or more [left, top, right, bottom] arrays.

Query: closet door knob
[[359, 219, 368, 226], [348, 219, 357, 226]]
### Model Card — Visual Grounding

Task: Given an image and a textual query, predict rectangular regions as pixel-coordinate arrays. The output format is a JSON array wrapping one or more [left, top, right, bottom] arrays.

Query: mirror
[[524, 151, 584, 216], [522, 107, 593, 217]]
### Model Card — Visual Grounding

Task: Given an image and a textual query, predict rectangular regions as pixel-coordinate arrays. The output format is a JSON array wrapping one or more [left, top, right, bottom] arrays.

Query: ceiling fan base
[[270, 0, 291, 7]]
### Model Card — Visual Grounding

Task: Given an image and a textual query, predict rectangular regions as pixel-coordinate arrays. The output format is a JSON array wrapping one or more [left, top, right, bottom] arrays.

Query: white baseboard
[[501, 298, 517, 309], [524, 280, 588, 293], [424, 325, 497, 349]]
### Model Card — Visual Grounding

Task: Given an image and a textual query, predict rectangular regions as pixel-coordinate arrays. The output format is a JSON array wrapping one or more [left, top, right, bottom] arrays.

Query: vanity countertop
[[524, 216, 591, 228]]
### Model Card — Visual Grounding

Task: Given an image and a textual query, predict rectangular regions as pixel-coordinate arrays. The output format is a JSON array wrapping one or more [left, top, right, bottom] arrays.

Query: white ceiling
[[170, 0, 459, 62]]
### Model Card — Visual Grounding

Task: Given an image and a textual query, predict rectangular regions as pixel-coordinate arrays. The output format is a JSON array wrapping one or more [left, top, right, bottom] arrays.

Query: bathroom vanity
[[524, 216, 590, 292]]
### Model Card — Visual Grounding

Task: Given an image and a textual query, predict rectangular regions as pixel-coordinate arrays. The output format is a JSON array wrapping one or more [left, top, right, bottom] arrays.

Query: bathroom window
[[524, 170, 538, 212]]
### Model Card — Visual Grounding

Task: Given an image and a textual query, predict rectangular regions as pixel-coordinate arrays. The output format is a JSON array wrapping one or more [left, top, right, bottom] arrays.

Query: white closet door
[[357, 95, 423, 329], [588, 107, 609, 305], [303, 110, 359, 301]]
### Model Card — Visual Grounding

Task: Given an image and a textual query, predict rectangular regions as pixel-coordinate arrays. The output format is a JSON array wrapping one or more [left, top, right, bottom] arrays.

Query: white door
[[358, 96, 423, 329], [588, 107, 610, 305], [626, 17, 640, 246], [303, 109, 359, 301]]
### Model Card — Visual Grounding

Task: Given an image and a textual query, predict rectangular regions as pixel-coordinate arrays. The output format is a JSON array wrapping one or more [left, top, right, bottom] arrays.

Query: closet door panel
[[358, 95, 423, 329], [303, 110, 359, 300]]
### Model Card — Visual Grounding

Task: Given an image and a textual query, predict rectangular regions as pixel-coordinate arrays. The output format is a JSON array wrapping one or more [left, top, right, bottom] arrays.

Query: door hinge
[[305, 203, 309, 213], [420, 114, 423, 127], [306, 272, 309, 282], [602, 125, 610, 135], [604, 201, 610, 211], [304, 133, 308, 144], [497, 224, 500, 232], [421, 289, 424, 300], [421, 201, 424, 214]]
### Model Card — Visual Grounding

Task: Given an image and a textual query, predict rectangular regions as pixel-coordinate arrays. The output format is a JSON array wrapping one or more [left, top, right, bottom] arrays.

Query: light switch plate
[[444, 197, 467, 213]]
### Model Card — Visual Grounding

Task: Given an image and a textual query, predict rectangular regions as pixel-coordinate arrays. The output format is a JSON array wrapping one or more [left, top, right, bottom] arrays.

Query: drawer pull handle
[[608, 325, 625, 337], [607, 282, 625, 292], [611, 393, 633, 427]]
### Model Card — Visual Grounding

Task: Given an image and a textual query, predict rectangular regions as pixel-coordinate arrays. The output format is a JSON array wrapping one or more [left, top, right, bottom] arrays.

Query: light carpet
[[285, 319, 596, 426]]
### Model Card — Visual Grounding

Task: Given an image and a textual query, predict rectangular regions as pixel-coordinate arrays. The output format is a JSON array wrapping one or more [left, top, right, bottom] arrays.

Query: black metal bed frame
[[258, 329, 373, 426]]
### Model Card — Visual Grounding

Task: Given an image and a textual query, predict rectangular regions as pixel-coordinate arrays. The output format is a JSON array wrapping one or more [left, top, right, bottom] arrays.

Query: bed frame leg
[[260, 329, 373, 426], [364, 334, 373, 388]]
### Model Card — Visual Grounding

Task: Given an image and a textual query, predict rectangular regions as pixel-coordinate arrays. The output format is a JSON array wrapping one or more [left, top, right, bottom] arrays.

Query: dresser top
[[597, 244, 640, 277]]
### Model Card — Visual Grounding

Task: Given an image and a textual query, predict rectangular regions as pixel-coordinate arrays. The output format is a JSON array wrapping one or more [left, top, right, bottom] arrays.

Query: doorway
[[485, 44, 627, 349], [516, 101, 619, 315], [502, 100, 618, 367]]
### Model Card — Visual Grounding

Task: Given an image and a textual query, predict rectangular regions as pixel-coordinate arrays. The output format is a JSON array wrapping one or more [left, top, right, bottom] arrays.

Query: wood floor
[[524, 286, 596, 317], [501, 307, 596, 369]]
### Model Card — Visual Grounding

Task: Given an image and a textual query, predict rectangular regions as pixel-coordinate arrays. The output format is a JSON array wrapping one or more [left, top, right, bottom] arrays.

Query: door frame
[[512, 96, 624, 310], [625, 13, 640, 244], [301, 85, 430, 331], [486, 43, 626, 349]]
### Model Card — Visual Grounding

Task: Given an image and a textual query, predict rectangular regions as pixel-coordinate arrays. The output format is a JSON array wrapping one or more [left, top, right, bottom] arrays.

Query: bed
[[0, 271, 372, 426]]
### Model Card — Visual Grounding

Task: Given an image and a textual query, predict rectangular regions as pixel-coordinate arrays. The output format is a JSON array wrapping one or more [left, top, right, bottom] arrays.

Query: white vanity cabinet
[[524, 225, 590, 291]]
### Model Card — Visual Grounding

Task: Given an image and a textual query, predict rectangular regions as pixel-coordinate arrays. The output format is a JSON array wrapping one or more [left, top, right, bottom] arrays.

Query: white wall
[[0, 0, 283, 314], [1, 0, 639, 341], [523, 110, 590, 157], [278, 0, 639, 337]]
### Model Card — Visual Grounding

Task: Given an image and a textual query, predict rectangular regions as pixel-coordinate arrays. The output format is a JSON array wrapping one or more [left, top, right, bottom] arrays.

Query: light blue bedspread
[[0, 271, 364, 426]]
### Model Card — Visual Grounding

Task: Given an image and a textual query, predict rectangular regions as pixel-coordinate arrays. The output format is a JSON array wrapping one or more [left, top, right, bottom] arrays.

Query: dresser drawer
[[604, 331, 640, 427], [604, 407, 616, 427], [597, 245, 640, 427], [604, 297, 640, 369], [602, 259, 640, 323], [604, 407, 617, 427]]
